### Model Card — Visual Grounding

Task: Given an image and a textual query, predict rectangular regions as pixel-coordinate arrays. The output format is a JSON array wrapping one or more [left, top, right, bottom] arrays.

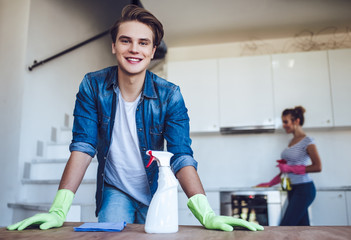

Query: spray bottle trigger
[[146, 150, 155, 168]]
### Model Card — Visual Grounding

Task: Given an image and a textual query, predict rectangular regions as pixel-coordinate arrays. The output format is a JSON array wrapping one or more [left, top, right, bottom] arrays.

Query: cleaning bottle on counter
[[144, 150, 179, 233]]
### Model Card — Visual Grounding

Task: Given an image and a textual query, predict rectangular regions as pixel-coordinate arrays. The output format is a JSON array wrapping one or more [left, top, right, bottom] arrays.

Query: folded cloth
[[74, 222, 126, 232]]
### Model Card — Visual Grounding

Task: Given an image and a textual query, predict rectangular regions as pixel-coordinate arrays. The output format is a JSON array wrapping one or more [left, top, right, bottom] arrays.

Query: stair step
[[45, 143, 70, 159], [31, 158, 69, 163], [20, 179, 96, 204], [24, 159, 98, 180], [31, 157, 97, 163], [8, 202, 83, 222], [8, 202, 50, 212], [57, 127, 72, 143], [22, 178, 96, 184]]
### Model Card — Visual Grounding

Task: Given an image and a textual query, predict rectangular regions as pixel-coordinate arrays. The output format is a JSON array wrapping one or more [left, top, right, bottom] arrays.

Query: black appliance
[[221, 192, 270, 226]]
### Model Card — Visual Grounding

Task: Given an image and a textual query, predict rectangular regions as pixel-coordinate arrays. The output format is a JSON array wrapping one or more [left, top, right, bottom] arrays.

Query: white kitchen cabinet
[[167, 59, 219, 132], [346, 191, 351, 225], [328, 49, 351, 127], [272, 51, 333, 128], [218, 55, 275, 128], [310, 191, 348, 226]]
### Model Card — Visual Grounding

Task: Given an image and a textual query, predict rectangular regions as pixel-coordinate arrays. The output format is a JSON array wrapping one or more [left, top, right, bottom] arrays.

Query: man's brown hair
[[110, 4, 164, 47]]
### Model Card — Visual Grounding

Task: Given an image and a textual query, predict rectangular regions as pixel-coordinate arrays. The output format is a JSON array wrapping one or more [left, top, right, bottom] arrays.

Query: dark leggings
[[280, 181, 316, 226]]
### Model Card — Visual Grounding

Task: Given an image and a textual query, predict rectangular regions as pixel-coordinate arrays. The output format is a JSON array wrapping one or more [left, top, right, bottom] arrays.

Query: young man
[[8, 5, 263, 232]]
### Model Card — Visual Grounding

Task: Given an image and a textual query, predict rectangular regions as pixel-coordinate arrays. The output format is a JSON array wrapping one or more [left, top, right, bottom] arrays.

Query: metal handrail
[[28, 30, 109, 71]]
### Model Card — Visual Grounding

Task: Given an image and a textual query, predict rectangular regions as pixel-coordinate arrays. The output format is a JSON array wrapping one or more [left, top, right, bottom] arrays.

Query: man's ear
[[151, 46, 156, 59], [112, 43, 116, 54]]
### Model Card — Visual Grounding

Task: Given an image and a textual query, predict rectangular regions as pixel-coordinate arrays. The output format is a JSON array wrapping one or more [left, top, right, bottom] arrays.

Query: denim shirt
[[69, 66, 198, 216]]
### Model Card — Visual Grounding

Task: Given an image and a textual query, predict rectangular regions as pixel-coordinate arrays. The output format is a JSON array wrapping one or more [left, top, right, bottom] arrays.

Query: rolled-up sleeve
[[172, 154, 198, 175], [69, 141, 96, 158]]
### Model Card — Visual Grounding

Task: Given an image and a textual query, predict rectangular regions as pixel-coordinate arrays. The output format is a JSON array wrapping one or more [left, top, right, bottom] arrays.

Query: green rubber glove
[[7, 189, 74, 231], [187, 194, 264, 232]]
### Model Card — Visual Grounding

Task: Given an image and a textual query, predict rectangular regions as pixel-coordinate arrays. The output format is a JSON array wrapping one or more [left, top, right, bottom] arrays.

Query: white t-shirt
[[104, 89, 151, 205]]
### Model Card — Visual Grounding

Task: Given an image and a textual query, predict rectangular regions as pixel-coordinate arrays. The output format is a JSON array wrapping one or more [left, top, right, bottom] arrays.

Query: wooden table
[[1, 222, 351, 240]]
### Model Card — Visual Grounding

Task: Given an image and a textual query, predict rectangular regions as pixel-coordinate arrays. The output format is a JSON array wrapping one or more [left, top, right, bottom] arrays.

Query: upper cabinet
[[328, 49, 351, 127], [166, 48, 351, 133], [218, 55, 275, 129], [167, 59, 219, 132], [272, 51, 333, 128]]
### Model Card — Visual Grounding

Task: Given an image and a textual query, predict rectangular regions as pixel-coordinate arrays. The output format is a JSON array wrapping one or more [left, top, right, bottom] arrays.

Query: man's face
[[112, 21, 156, 77]]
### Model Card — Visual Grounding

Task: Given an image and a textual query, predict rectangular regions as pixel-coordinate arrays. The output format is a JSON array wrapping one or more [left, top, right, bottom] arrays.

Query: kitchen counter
[[212, 186, 351, 192], [1, 223, 351, 240]]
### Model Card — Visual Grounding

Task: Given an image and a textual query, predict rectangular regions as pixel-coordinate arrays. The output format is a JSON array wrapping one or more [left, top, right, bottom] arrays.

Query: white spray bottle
[[144, 150, 179, 233]]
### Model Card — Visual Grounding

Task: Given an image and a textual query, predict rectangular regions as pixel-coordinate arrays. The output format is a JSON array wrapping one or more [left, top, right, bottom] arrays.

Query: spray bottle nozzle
[[146, 150, 156, 168], [146, 150, 173, 168]]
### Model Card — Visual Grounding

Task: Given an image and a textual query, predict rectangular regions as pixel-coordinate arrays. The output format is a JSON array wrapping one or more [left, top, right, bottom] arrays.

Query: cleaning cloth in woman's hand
[[74, 222, 126, 232]]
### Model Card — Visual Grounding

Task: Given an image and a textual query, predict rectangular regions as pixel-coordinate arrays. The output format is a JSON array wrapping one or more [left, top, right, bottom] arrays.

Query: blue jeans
[[280, 181, 316, 226], [98, 184, 149, 224]]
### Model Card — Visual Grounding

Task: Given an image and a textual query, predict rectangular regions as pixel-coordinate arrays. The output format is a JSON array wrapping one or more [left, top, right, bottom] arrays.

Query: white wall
[[0, 0, 30, 227], [192, 129, 351, 189], [0, 0, 128, 226]]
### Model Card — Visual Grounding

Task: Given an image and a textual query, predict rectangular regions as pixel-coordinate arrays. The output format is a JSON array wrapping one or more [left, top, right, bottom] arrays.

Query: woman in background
[[256, 106, 322, 226]]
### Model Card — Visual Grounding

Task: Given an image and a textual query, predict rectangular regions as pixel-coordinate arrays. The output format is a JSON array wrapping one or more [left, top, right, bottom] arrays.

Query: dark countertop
[[1, 223, 351, 240]]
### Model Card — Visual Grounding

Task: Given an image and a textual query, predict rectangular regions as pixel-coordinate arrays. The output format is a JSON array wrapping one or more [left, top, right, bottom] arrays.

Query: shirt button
[[142, 147, 146, 151], [139, 128, 143, 131]]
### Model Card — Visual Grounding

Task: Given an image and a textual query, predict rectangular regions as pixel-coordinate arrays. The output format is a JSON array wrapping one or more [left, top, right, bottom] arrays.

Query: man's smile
[[126, 57, 142, 63]]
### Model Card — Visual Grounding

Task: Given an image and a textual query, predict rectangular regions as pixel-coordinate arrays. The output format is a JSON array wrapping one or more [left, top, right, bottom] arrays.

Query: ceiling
[[141, 0, 351, 47]]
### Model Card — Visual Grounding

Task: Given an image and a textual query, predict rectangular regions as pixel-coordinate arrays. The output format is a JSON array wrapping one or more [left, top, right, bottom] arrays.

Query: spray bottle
[[281, 173, 292, 191], [144, 150, 179, 233]]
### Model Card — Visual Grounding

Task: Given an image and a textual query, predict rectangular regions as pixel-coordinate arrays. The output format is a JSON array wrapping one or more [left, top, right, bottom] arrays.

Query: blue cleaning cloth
[[74, 222, 127, 232]]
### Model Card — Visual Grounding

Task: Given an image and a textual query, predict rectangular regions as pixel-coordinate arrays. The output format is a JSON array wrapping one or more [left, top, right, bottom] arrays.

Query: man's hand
[[200, 214, 263, 231], [187, 194, 264, 231], [7, 212, 65, 230], [7, 189, 74, 231]]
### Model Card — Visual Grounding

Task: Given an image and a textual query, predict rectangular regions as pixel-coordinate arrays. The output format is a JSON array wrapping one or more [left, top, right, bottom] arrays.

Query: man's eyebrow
[[118, 35, 151, 42], [118, 35, 131, 40], [139, 38, 152, 43]]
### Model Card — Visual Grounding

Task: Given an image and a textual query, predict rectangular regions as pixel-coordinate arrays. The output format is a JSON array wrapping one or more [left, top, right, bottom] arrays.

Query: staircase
[[8, 114, 98, 223]]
